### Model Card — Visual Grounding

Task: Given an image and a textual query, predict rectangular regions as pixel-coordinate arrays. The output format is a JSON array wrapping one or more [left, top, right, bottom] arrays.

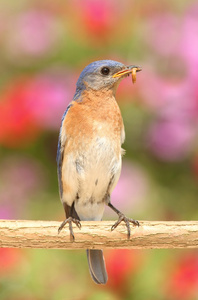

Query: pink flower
[[180, 3, 198, 79], [0, 156, 45, 219], [24, 71, 74, 130], [147, 118, 195, 161], [4, 10, 62, 61], [139, 69, 198, 161], [106, 161, 149, 217], [141, 3, 198, 121], [139, 68, 194, 112], [145, 13, 180, 56]]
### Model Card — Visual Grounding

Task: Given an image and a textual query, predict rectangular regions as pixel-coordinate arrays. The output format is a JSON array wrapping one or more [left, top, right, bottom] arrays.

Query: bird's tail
[[66, 204, 107, 284], [86, 249, 108, 284]]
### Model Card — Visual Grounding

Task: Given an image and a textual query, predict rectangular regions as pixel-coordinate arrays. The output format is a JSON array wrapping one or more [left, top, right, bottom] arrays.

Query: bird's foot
[[111, 213, 139, 239], [58, 217, 81, 242]]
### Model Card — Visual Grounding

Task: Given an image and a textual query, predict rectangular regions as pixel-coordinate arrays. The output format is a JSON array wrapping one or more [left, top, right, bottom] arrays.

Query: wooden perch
[[0, 220, 197, 249]]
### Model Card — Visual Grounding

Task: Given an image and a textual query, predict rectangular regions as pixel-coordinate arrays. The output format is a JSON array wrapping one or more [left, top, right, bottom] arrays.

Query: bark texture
[[0, 220, 197, 249]]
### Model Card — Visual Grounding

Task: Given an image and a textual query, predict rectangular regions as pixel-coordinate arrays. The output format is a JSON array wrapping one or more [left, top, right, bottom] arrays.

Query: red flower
[[105, 249, 139, 292], [0, 248, 23, 274], [0, 72, 72, 148], [68, 0, 130, 44], [0, 79, 39, 148], [167, 253, 198, 300]]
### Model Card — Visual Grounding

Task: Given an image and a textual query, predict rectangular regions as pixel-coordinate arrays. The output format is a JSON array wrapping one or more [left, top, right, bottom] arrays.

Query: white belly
[[75, 201, 105, 221], [62, 136, 122, 220]]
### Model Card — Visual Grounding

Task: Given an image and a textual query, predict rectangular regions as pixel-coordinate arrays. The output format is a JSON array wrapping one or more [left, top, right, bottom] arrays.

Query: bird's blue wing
[[56, 104, 72, 199]]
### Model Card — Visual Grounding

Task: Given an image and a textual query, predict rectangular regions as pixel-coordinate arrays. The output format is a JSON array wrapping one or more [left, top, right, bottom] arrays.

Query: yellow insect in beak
[[113, 66, 142, 84]]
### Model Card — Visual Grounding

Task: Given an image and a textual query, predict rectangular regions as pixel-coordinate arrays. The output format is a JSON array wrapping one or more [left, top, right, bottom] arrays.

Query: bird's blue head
[[73, 60, 141, 100]]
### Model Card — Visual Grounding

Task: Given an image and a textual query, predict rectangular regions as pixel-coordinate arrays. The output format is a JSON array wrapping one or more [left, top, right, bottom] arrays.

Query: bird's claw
[[111, 213, 139, 239], [58, 217, 81, 242]]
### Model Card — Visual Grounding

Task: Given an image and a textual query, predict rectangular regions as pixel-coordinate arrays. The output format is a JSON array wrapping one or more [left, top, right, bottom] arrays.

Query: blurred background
[[0, 0, 198, 299]]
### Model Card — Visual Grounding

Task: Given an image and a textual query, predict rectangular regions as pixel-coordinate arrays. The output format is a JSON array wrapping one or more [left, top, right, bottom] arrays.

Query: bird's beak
[[112, 65, 142, 80]]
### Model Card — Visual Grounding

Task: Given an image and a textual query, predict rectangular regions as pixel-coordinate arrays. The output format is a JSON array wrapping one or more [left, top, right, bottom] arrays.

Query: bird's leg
[[108, 203, 139, 239], [58, 202, 81, 242]]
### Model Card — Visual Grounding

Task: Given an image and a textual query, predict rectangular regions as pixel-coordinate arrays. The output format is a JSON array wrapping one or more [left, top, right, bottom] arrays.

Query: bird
[[57, 59, 141, 284]]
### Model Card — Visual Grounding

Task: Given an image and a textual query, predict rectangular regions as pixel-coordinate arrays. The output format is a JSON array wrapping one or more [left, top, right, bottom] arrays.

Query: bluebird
[[57, 60, 141, 284]]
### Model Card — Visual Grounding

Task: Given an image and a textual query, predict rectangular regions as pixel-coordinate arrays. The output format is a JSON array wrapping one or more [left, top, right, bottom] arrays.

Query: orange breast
[[62, 89, 124, 156]]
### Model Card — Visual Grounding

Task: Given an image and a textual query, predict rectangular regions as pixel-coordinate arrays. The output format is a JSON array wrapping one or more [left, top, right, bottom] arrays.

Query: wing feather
[[56, 104, 73, 199]]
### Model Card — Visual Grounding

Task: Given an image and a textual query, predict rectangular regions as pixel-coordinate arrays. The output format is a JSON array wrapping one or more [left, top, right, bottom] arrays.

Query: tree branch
[[0, 220, 197, 249]]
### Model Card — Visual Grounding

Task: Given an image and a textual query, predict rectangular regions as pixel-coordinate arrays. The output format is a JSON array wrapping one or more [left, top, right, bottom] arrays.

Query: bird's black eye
[[101, 67, 110, 75]]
